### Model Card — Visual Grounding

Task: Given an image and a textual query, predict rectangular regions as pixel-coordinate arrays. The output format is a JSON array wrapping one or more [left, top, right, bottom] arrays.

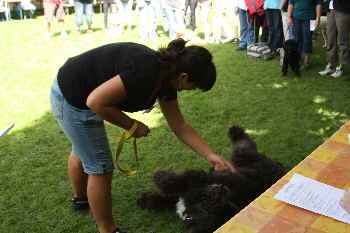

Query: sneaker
[[71, 197, 89, 211], [235, 47, 246, 51], [319, 64, 335, 76], [330, 66, 343, 78]]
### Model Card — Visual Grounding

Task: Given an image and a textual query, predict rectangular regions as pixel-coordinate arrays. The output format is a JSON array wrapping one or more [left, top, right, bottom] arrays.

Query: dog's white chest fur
[[176, 198, 188, 220]]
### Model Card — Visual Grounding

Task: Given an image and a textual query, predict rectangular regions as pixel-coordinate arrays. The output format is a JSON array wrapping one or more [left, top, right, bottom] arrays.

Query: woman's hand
[[205, 154, 236, 172], [314, 17, 320, 30], [132, 120, 150, 138], [340, 188, 350, 213]]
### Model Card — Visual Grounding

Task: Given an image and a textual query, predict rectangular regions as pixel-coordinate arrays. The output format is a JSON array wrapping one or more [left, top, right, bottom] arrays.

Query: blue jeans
[[266, 9, 284, 50], [238, 8, 254, 49], [294, 18, 312, 54], [74, 1, 93, 28], [50, 77, 114, 175]]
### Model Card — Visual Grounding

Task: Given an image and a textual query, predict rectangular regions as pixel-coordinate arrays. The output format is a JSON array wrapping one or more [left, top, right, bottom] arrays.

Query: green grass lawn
[[1, 12, 350, 233]]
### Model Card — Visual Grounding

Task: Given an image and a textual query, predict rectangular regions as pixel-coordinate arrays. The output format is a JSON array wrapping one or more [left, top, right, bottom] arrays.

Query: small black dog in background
[[282, 39, 301, 77]]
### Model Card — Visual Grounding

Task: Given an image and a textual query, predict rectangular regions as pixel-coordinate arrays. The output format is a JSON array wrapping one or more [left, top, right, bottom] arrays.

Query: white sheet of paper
[[0, 124, 15, 138], [348, 134, 350, 144], [310, 20, 316, 31], [274, 173, 350, 224]]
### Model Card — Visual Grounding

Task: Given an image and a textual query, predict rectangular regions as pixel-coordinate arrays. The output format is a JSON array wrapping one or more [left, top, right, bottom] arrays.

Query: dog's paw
[[137, 192, 160, 209], [137, 192, 178, 210]]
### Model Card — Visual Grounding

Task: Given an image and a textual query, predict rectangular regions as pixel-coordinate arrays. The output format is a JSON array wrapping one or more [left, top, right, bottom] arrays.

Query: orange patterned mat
[[215, 121, 350, 233]]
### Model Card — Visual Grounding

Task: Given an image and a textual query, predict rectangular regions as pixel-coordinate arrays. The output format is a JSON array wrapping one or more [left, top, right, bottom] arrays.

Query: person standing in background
[[184, 0, 198, 33], [211, 0, 234, 43], [0, 0, 11, 21], [280, 0, 295, 40], [43, 0, 68, 38], [138, 0, 158, 42], [235, 0, 254, 51], [318, 0, 350, 78], [197, 0, 212, 42], [232, 2, 241, 44], [116, 0, 133, 32], [103, 0, 115, 29], [287, 0, 322, 70], [74, 0, 93, 33], [164, 0, 186, 39], [264, 0, 284, 54]]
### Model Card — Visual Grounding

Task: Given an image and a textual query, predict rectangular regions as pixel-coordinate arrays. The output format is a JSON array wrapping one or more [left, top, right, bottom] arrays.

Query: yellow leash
[[115, 121, 139, 175]]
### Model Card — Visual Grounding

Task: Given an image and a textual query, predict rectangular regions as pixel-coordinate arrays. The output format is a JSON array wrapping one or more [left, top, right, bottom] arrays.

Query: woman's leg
[[200, 1, 210, 41], [189, 0, 198, 31], [103, 2, 110, 29], [301, 19, 312, 66], [74, 1, 83, 31], [88, 172, 116, 233], [335, 10, 350, 66], [85, 3, 93, 31], [238, 8, 248, 49], [327, 10, 338, 67], [125, 0, 133, 30], [68, 153, 88, 198], [267, 9, 283, 51]]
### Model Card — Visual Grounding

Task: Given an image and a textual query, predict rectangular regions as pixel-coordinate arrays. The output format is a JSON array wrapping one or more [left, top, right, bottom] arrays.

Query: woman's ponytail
[[166, 38, 187, 55], [157, 38, 216, 92]]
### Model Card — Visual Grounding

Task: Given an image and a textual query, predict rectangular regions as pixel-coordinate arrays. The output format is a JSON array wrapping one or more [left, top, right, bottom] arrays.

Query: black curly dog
[[282, 39, 301, 77], [137, 126, 285, 233]]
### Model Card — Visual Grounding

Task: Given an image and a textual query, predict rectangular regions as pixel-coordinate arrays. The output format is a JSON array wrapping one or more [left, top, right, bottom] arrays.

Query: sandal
[[113, 228, 127, 233], [300, 63, 311, 71], [71, 197, 89, 211]]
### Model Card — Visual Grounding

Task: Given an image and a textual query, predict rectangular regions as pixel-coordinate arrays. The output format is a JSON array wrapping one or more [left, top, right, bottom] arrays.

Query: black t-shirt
[[57, 42, 177, 112]]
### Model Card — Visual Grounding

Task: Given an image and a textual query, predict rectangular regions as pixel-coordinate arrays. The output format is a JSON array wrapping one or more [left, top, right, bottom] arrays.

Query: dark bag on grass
[[247, 42, 275, 60]]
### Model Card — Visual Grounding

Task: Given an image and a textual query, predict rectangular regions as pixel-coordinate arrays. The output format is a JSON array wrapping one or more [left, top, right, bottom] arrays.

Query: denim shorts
[[50, 77, 115, 175]]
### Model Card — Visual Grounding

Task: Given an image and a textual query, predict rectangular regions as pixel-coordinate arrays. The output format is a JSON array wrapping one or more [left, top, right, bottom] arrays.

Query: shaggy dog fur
[[282, 39, 301, 77], [137, 126, 285, 233]]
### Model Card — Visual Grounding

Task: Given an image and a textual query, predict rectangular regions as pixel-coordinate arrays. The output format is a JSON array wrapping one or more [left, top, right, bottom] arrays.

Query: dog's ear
[[228, 125, 246, 141]]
